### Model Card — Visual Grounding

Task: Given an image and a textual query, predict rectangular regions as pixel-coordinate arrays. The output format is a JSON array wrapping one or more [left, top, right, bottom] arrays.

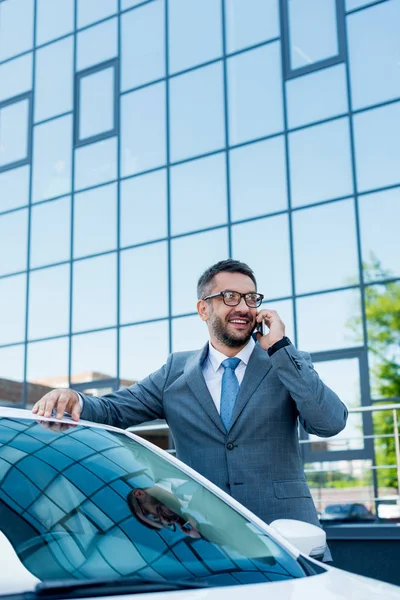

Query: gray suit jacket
[[81, 342, 347, 531]]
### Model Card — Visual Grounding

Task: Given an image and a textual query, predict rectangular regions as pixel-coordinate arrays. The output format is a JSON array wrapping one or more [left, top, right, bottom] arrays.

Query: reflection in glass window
[[227, 44, 283, 146], [287, 0, 339, 71], [0, 345, 24, 403], [71, 329, 117, 379], [77, 18, 118, 71], [354, 102, 400, 193], [297, 289, 363, 352], [171, 154, 227, 235], [232, 216, 292, 300], [121, 0, 147, 7], [0, 166, 30, 212], [120, 170, 167, 247], [74, 138, 117, 190], [169, 64, 225, 162], [27, 338, 69, 407], [171, 228, 229, 316], [0, 210, 28, 276], [0, 0, 34, 61], [264, 298, 294, 341], [289, 118, 353, 207], [35, 37, 73, 122], [120, 242, 168, 324], [168, 0, 222, 73], [121, 84, 166, 176], [32, 115, 72, 202], [230, 137, 287, 222], [172, 314, 208, 352], [36, 0, 74, 45], [293, 200, 359, 294], [28, 265, 70, 340], [79, 66, 115, 141], [30, 197, 71, 268], [78, 0, 117, 28], [345, 0, 378, 9], [286, 64, 348, 129], [0, 274, 26, 345], [120, 321, 169, 381], [0, 98, 30, 169], [74, 184, 117, 258], [0, 54, 32, 103], [121, 1, 165, 91], [359, 189, 400, 282], [225, 0, 279, 54]]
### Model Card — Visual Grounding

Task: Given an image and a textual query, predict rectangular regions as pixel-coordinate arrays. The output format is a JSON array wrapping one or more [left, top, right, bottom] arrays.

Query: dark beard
[[210, 313, 253, 348]]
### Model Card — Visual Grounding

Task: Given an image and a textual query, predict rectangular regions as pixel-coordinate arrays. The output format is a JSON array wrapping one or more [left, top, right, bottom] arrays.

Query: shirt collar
[[207, 337, 255, 372]]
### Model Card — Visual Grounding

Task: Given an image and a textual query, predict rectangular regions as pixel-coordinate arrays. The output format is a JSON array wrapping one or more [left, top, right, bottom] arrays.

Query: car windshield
[[324, 505, 351, 514], [0, 417, 307, 589]]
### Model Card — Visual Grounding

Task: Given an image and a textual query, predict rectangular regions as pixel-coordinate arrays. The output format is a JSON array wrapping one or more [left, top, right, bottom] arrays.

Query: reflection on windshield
[[0, 417, 305, 587]]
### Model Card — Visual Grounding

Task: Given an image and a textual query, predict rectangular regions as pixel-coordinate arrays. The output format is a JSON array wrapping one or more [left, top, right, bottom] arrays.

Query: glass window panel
[[0, 209, 28, 276], [120, 242, 168, 323], [35, 37, 74, 122], [169, 64, 225, 163], [171, 153, 227, 235], [121, 0, 144, 8], [74, 138, 117, 190], [0, 345, 24, 406], [286, 64, 348, 129], [0, 166, 30, 212], [354, 102, 400, 192], [0, 274, 26, 345], [0, 54, 32, 103], [227, 44, 283, 146], [27, 338, 69, 407], [71, 329, 117, 379], [72, 254, 117, 332], [28, 265, 70, 339], [172, 314, 208, 352], [289, 118, 353, 207], [232, 215, 292, 300], [0, 0, 34, 61], [121, 0, 165, 91], [74, 184, 117, 258], [77, 18, 118, 71], [359, 189, 400, 282], [287, 0, 339, 71], [79, 67, 115, 140], [346, 0, 379, 9], [0, 99, 30, 168], [32, 115, 72, 202], [120, 170, 167, 246], [120, 321, 169, 381], [30, 196, 71, 268], [78, 0, 117, 28], [36, 0, 74, 45], [225, 0, 279, 53], [168, 0, 222, 73], [293, 200, 359, 294], [230, 137, 287, 222], [121, 83, 166, 176], [297, 289, 363, 352], [171, 228, 229, 315], [263, 298, 294, 342]]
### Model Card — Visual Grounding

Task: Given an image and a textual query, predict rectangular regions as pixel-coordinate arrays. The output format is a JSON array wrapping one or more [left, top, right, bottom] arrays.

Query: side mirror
[[269, 519, 326, 560]]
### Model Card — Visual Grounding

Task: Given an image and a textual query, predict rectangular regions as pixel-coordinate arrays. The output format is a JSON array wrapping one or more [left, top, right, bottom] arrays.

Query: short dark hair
[[197, 259, 257, 300]]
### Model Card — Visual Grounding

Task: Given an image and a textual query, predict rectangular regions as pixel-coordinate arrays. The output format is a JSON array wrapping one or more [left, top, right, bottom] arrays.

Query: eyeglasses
[[202, 290, 264, 308]]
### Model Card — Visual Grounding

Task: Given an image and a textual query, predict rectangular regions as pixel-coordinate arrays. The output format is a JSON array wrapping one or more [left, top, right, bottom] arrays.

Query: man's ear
[[197, 299, 209, 322]]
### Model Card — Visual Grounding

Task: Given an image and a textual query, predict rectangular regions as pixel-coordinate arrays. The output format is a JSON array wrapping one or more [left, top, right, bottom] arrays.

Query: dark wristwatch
[[267, 336, 292, 357]]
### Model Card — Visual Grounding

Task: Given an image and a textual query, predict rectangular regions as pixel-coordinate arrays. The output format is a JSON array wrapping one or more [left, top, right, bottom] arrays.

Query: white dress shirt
[[202, 337, 255, 413]]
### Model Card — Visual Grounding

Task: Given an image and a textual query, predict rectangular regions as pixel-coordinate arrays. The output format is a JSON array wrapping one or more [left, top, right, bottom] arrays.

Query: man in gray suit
[[33, 259, 347, 545]]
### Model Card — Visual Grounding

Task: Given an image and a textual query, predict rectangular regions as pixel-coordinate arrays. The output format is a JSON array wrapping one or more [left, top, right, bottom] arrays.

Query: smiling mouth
[[229, 318, 251, 327]]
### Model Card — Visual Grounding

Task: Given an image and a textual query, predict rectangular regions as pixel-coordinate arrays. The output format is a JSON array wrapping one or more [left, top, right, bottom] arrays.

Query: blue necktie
[[220, 357, 241, 431]]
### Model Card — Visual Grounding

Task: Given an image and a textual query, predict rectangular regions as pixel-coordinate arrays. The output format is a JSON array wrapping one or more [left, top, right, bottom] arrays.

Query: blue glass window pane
[[225, 0, 279, 53], [27, 339, 69, 402], [120, 170, 167, 246], [227, 44, 283, 146], [79, 67, 115, 140], [120, 322, 169, 381], [77, 18, 118, 71], [168, 0, 222, 73], [121, 0, 165, 90], [0, 274, 26, 345], [32, 115, 72, 202], [35, 37, 74, 122], [28, 265, 70, 339], [346, 0, 380, 10], [74, 184, 117, 258], [0, 0, 34, 61], [36, 0, 74, 45], [172, 315, 208, 352], [30, 196, 71, 268], [0, 209, 28, 276], [75, 138, 117, 190], [289, 118, 353, 207], [0, 54, 32, 103], [171, 153, 227, 235], [71, 329, 117, 379], [0, 166, 30, 212], [230, 137, 287, 222], [288, 0, 339, 70], [78, 0, 117, 28], [169, 64, 224, 162], [121, 83, 166, 176], [0, 345, 24, 398], [121, 0, 144, 8], [0, 99, 30, 169]]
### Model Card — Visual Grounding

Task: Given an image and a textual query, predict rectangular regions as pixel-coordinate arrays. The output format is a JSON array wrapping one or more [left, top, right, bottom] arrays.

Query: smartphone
[[254, 321, 265, 336]]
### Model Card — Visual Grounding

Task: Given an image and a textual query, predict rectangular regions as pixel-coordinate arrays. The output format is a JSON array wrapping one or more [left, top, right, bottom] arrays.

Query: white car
[[0, 407, 399, 600]]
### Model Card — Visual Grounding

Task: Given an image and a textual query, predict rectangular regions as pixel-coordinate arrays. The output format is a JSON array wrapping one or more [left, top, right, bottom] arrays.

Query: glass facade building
[[0, 0, 399, 514]]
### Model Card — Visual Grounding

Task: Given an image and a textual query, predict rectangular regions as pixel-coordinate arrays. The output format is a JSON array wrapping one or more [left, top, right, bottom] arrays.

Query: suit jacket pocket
[[273, 479, 312, 499]]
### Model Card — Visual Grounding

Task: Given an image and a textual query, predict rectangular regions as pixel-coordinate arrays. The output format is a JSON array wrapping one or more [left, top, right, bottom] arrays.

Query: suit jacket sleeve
[[269, 343, 348, 437]]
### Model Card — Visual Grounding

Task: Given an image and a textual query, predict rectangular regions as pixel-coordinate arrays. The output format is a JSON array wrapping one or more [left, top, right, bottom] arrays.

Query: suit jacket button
[[226, 443, 234, 450]]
